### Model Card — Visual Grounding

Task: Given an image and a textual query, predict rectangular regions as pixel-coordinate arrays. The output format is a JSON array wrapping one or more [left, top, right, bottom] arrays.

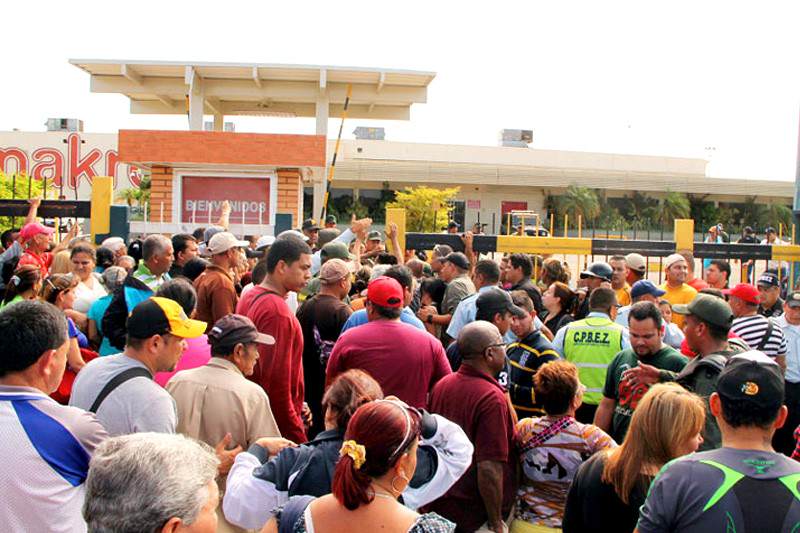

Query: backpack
[[313, 325, 336, 368]]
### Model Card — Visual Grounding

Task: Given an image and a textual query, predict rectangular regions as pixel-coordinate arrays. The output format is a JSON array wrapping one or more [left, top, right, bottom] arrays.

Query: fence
[[386, 208, 800, 290]]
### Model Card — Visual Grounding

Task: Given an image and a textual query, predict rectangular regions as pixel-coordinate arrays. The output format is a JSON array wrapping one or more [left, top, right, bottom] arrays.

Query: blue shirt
[[553, 312, 631, 356], [87, 295, 116, 356], [777, 315, 800, 383], [447, 285, 542, 342], [341, 306, 425, 334], [617, 305, 684, 349]]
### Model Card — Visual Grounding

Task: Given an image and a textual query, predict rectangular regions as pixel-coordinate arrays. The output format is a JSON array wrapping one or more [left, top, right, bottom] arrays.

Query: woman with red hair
[[223, 370, 472, 531], [264, 398, 456, 532]]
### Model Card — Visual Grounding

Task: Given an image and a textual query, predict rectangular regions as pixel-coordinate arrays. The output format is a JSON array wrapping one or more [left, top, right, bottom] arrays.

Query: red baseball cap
[[19, 222, 55, 242], [723, 283, 760, 305], [367, 276, 404, 308]]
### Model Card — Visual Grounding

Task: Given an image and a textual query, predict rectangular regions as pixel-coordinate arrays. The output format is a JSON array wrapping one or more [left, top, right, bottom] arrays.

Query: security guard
[[552, 287, 630, 423], [575, 261, 613, 320]]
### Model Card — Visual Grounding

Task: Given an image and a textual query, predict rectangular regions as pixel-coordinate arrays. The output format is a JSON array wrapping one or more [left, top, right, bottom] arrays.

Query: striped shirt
[[731, 314, 788, 358], [0, 385, 108, 532]]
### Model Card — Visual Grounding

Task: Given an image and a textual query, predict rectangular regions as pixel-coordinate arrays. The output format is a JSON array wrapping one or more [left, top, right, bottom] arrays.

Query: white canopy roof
[[70, 59, 436, 120]]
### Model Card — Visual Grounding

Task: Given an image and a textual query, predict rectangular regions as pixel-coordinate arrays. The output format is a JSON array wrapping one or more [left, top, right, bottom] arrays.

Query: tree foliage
[[558, 185, 601, 223], [0, 172, 56, 232], [116, 174, 151, 220], [388, 186, 460, 232], [656, 190, 691, 227]]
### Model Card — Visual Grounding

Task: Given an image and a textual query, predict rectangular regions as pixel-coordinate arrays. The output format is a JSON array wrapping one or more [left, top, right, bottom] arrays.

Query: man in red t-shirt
[[18, 219, 77, 279], [326, 276, 451, 409], [236, 236, 312, 443], [425, 321, 517, 533]]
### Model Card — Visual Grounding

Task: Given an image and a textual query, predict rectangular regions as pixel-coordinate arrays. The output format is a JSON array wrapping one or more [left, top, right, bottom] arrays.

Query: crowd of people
[[2, 202, 800, 532]]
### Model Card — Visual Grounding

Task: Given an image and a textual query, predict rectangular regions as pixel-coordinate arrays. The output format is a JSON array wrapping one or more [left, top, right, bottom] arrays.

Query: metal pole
[[319, 84, 353, 222], [11, 172, 17, 227]]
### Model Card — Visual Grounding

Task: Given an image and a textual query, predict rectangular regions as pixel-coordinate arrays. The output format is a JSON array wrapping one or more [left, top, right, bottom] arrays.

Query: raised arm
[[403, 413, 474, 509]]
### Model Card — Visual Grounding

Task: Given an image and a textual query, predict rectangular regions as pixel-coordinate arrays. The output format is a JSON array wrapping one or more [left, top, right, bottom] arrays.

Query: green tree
[[558, 185, 600, 224], [0, 172, 56, 232], [330, 195, 370, 221], [762, 203, 793, 231], [624, 191, 658, 229], [116, 174, 151, 221], [656, 190, 690, 228], [388, 186, 460, 232], [116, 188, 139, 207]]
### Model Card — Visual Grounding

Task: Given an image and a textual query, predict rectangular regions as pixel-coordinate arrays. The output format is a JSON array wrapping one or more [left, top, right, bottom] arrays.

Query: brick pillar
[[150, 166, 174, 223], [277, 168, 302, 227]]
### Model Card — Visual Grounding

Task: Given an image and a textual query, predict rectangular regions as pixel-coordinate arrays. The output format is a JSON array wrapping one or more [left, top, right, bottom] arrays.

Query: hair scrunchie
[[339, 440, 366, 469], [10, 275, 20, 286]]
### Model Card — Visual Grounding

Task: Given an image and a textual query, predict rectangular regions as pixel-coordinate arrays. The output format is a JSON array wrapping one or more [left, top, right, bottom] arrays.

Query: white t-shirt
[[73, 275, 108, 314]]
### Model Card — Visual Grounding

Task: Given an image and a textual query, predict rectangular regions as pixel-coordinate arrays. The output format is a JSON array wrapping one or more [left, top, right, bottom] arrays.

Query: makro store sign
[[0, 131, 141, 198]]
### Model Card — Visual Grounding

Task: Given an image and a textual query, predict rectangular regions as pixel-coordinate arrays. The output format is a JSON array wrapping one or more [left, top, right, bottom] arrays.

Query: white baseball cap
[[277, 230, 309, 242], [206, 232, 250, 255], [256, 235, 276, 251]]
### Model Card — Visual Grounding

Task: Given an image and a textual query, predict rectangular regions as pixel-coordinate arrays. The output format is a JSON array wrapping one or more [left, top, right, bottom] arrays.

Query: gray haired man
[[83, 432, 220, 533]]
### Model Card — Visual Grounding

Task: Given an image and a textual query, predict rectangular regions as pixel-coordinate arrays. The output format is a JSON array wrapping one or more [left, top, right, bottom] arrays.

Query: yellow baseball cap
[[127, 297, 207, 339]]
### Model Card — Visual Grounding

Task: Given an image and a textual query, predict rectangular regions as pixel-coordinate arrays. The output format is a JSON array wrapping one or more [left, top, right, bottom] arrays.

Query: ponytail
[[332, 452, 375, 510], [331, 401, 421, 511], [3, 265, 41, 304]]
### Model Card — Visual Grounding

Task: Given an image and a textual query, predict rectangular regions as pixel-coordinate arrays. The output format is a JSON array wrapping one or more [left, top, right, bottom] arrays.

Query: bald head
[[458, 321, 502, 360], [405, 258, 425, 279]]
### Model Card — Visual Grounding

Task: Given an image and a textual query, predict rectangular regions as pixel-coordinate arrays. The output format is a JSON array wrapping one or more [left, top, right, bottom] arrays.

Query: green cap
[[672, 294, 733, 329], [321, 241, 355, 261]]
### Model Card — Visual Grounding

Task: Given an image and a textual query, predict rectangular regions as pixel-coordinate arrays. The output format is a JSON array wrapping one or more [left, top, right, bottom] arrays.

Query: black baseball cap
[[672, 294, 733, 329], [758, 271, 780, 288], [302, 219, 320, 231], [447, 221, 460, 229], [787, 291, 800, 309], [443, 252, 470, 271], [127, 297, 207, 339], [716, 351, 784, 409], [208, 314, 274, 350], [476, 287, 526, 318]]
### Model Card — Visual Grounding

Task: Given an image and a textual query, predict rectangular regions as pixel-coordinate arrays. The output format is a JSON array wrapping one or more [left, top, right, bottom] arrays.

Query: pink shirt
[[155, 335, 211, 387]]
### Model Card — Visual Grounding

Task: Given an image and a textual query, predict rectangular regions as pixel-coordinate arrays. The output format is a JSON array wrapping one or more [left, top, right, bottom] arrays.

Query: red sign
[[466, 199, 481, 209], [181, 175, 272, 225], [501, 201, 528, 215]]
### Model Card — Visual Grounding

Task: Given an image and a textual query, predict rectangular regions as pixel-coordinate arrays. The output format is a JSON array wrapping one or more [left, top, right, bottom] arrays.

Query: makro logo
[[0, 133, 140, 190]]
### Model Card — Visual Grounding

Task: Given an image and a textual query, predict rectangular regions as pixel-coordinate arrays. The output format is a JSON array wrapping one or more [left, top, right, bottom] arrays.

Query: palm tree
[[654, 190, 690, 228], [762, 203, 793, 232], [559, 185, 600, 225], [116, 188, 139, 207]]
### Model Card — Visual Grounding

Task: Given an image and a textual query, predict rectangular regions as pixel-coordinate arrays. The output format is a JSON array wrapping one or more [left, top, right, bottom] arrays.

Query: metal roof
[[69, 59, 435, 120], [330, 139, 794, 200]]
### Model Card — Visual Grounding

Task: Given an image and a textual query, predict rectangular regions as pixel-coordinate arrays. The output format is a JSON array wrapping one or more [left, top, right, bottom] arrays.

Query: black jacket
[[510, 279, 543, 314], [251, 423, 439, 498]]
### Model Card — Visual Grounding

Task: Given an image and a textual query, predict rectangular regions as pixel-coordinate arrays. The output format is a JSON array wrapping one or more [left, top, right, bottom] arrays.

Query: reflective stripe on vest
[[563, 316, 624, 405]]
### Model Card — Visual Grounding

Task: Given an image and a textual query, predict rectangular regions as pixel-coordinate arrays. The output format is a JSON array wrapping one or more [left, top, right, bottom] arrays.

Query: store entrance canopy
[[70, 59, 436, 131]]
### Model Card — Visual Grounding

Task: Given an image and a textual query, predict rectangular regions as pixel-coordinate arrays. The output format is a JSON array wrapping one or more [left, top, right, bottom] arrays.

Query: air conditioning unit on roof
[[500, 129, 533, 147], [46, 118, 83, 132]]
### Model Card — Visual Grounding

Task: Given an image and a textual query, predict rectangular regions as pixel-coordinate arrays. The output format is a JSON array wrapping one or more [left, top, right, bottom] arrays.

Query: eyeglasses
[[483, 342, 507, 355]]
